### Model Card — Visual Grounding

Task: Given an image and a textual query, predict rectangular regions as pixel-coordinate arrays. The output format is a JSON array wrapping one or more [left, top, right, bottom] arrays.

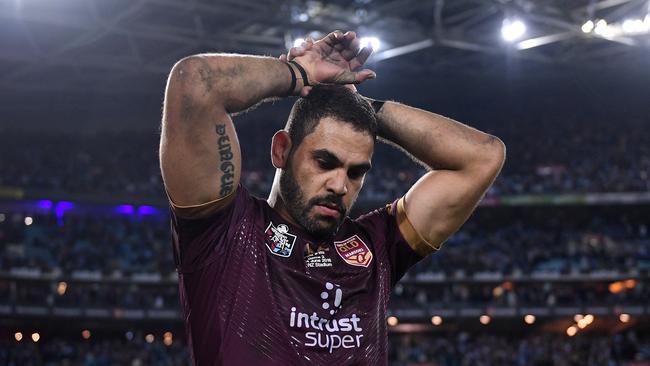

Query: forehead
[[299, 117, 374, 161]]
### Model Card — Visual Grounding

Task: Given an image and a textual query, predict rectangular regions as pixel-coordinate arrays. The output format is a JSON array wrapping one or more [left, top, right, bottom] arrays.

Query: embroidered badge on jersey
[[303, 242, 333, 268], [264, 222, 297, 257], [334, 235, 373, 267]]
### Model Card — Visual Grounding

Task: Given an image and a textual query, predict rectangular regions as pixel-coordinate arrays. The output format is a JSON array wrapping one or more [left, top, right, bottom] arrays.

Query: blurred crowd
[[2, 275, 647, 311], [389, 331, 650, 366], [1, 208, 648, 311], [390, 278, 649, 309], [2, 331, 648, 366], [1, 209, 647, 276], [1, 113, 648, 201], [0, 213, 172, 274], [412, 213, 650, 276], [0, 335, 190, 366]]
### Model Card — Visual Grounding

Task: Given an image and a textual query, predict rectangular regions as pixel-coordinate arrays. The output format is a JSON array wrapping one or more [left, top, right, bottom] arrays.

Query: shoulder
[[354, 197, 437, 257]]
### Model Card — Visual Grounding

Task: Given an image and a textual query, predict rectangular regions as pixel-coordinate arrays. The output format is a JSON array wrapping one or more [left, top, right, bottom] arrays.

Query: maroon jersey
[[169, 185, 436, 366]]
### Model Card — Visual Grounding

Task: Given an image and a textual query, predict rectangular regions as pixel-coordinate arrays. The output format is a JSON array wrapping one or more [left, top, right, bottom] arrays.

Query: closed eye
[[317, 158, 338, 170], [348, 167, 369, 180]]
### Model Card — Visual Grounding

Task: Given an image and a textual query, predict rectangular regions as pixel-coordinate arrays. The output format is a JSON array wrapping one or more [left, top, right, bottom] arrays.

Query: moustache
[[309, 195, 346, 214]]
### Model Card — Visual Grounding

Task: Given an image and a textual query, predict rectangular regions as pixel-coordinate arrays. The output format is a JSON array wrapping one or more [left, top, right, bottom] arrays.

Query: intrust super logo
[[288, 282, 363, 353]]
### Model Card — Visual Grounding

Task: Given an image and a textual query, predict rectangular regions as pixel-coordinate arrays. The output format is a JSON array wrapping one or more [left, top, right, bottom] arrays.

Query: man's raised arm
[[159, 31, 375, 217], [376, 101, 506, 253], [159, 54, 293, 215]]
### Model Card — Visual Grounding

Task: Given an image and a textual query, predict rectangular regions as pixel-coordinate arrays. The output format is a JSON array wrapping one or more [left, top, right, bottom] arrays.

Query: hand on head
[[279, 31, 375, 97]]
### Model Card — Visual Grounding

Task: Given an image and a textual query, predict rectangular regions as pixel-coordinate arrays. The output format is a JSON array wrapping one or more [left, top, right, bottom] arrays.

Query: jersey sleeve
[[355, 196, 441, 286], [168, 184, 254, 273]]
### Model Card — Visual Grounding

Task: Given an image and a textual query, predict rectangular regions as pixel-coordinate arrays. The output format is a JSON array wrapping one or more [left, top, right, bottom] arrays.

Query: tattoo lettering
[[216, 123, 235, 197]]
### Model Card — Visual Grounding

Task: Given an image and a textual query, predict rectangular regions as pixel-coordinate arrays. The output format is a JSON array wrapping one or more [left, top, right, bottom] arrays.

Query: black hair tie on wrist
[[284, 62, 297, 96], [289, 60, 311, 87]]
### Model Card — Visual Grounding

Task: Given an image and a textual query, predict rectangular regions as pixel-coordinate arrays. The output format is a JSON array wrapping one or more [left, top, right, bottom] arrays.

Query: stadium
[[1, 0, 649, 365]]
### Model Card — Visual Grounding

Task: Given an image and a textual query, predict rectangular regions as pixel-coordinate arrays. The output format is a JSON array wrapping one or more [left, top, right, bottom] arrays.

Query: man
[[159, 30, 505, 365]]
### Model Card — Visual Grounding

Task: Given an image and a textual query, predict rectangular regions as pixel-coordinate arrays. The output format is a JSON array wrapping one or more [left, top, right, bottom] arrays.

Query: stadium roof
[[1, 0, 649, 94]]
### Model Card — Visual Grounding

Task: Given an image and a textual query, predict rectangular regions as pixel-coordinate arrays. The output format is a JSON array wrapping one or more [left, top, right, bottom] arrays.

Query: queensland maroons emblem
[[334, 235, 373, 267], [264, 222, 297, 257]]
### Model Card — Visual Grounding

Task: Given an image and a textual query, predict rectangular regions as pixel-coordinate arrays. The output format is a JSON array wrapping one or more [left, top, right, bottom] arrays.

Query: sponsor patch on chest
[[303, 242, 333, 268], [264, 222, 297, 257], [334, 235, 373, 267]]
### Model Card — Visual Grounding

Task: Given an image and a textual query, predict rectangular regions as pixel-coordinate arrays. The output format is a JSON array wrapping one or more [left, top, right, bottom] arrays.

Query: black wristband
[[371, 99, 385, 114], [289, 60, 311, 87], [284, 62, 297, 96]]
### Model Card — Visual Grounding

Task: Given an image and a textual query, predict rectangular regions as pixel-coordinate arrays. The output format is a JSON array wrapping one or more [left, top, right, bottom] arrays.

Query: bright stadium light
[[501, 19, 526, 42], [293, 38, 305, 47], [164, 331, 173, 346], [15, 332, 23, 342], [479, 315, 491, 325], [619, 313, 630, 323], [577, 318, 588, 329], [524, 314, 536, 324], [622, 18, 650, 34], [24, 216, 33, 226], [431, 316, 443, 326], [387, 316, 398, 326], [31, 332, 40, 342], [360, 37, 381, 51], [582, 20, 594, 33], [593, 19, 614, 37], [57, 281, 67, 296], [566, 326, 577, 337]]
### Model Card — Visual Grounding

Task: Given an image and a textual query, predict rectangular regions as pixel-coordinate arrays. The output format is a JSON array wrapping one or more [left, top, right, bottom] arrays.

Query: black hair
[[284, 84, 377, 153]]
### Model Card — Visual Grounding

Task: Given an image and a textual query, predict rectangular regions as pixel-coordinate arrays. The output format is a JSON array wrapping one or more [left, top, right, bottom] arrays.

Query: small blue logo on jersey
[[264, 222, 297, 257]]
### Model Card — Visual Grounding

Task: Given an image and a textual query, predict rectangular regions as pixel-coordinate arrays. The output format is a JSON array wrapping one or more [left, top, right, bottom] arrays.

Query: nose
[[325, 169, 348, 196]]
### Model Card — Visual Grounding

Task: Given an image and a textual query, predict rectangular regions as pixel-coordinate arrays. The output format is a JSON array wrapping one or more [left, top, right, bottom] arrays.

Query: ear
[[271, 130, 292, 169]]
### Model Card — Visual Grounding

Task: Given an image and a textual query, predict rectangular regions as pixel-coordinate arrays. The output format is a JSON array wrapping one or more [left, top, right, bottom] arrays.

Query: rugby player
[[160, 30, 505, 365]]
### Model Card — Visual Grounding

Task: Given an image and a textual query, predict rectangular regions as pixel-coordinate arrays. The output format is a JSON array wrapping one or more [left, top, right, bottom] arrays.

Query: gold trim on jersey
[[390, 196, 440, 257], [166, 188, 237, 219]]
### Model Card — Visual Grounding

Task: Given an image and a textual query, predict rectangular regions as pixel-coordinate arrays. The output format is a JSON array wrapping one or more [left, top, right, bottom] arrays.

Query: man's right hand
[[280, 31, 376, 97]]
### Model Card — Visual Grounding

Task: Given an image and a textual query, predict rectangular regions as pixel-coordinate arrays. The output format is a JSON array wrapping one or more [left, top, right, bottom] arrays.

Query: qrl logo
[[321, 282, 342, 315], [334, 235, 373, 267]]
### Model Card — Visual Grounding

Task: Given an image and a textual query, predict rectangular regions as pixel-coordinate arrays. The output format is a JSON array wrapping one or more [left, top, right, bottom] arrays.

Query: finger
[[323, 30, 345, 47], [279, 54, 287, 62], [351, 69, 377, 84], [343, 31, 356, 43], [289, 45, 308, 59], [349, 46, 373, 70], [341, 36, 362, 61]]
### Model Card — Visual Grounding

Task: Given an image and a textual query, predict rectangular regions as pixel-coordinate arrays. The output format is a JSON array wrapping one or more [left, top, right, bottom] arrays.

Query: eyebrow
[[311, 149, 372, 172]]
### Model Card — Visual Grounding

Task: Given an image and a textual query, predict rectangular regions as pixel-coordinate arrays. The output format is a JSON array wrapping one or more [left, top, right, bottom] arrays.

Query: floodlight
[[360, 37, 381, 51], [293, 38, 305, 48]]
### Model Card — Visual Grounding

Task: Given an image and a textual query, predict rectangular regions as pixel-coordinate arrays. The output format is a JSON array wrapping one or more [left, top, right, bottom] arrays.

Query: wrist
[[283, 61, 310, 96]]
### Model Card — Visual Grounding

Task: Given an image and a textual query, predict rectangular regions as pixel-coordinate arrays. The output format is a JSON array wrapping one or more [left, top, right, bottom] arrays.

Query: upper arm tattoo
[[216, 123, 235, 197]]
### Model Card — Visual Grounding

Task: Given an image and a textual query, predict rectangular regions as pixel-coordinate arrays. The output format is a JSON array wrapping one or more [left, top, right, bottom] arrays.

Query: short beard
[[279, 157, 347, 238]]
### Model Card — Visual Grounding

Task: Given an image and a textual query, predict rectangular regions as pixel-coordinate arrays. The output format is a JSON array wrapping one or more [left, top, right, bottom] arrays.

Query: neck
[[267, 170, 301, 228]]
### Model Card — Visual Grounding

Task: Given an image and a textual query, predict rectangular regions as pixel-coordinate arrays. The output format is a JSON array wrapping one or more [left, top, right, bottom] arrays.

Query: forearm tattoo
[[216, 123, 235, 197]]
